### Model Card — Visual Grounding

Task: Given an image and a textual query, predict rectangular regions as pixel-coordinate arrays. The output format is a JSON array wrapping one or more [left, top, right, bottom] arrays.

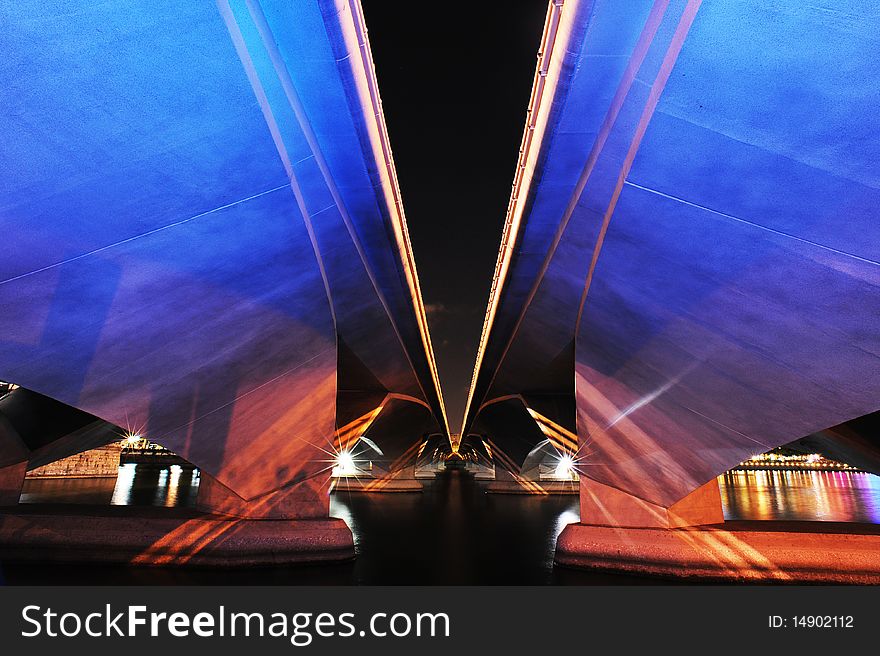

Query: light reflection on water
[[329, 470, 581, 584], [21, 464, 200, 508], [10, 468, 880, 584], [552, 509, 580, 541], [20, 466, 880, 527], [720, 470, 880, 523]]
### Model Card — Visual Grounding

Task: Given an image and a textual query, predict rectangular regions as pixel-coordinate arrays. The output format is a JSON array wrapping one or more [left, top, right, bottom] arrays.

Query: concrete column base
[[560, 477, 880, 582], [0, 505, 354, 567], [580, 477, 724, 528], [196, 472, 329, 519], [0, 461, 26, 506], [555, 520, 880, 583]]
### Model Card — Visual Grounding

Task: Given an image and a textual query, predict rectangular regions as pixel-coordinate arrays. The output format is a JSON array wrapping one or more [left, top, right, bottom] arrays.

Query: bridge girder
[[465, 0, 880, 508], [0, 0, 447, 513]]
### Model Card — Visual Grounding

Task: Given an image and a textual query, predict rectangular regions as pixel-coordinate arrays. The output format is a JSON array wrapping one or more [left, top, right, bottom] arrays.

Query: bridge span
[[1, 0, 879, 580]]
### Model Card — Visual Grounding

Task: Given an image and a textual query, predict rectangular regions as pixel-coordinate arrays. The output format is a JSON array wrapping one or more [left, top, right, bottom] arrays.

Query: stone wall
[[27, 443, 122, 478]]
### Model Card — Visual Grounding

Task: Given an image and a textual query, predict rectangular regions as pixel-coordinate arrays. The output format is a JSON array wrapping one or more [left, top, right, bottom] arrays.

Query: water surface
[[719, 470, 880, 523]]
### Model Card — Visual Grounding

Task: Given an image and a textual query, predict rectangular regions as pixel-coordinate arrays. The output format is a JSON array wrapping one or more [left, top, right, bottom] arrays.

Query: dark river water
[[3, 466, 879, 585]]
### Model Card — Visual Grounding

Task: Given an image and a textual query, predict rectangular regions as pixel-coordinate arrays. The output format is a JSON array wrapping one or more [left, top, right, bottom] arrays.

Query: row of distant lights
[[742, 452, 857, 469], [748, 453, 822, 462], [122, 429, 362, 477], [123, 432, 143, 445], [119, 437, 578, 480], [333, 449, 580, 480]]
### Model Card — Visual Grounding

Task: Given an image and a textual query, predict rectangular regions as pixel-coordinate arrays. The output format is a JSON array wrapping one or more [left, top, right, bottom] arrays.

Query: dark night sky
[[360, 2, 549, 432]]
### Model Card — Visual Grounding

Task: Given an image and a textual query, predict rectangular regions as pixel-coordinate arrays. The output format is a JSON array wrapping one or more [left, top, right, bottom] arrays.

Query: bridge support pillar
[[0, 471, 354, 567], [579, 477, 723, 528], [0, 461, 26, 506], [196, 472, 329, 519]]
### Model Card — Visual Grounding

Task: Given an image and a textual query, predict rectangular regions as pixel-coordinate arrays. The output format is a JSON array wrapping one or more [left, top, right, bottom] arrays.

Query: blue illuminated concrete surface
[[1, 0, 879, 576], [0, 0, 446, 561], [463, 0, 880, 576]]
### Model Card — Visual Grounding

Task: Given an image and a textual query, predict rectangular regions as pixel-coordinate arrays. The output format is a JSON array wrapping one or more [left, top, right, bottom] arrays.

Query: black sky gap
[[360, 1, 549, 431]]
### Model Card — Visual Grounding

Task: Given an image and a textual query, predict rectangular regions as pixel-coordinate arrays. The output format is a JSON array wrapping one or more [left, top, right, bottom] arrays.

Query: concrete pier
[[555, 520, 880, 584], [556, 477, 880, 583], [0, 505, 354, 567], [0, 469, 356, 567]]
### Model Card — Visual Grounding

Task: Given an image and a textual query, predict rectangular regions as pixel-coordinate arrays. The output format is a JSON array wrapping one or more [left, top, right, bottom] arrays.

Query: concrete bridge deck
[[1, 0, 879, 581]]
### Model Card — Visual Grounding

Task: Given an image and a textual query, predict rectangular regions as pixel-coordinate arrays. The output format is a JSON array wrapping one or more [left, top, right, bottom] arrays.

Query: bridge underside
[[0, 0, 447, 548], [465, 0, 880, 538]]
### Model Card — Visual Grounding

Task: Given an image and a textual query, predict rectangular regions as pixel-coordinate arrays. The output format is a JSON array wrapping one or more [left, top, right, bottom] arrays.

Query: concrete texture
[[555, 521, 880, 584], [195, 471, 330, 519], [0, 463, 27, 506], [580, 477, 724, 528], [0, 505, 353, 567], [0, 0, 447, 527], [463, 0, 880, 527]]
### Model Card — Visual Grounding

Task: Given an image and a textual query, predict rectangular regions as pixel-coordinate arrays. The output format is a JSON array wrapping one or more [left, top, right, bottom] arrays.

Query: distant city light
[[332, 451, 359, 477], [554, 454, 575, 480]]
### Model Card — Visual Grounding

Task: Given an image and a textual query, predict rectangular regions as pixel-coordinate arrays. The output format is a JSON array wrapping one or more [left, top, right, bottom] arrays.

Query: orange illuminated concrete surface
[[555, 479, 880, 583], [0, 505, 353, 567], [555, 521, 880, 584]]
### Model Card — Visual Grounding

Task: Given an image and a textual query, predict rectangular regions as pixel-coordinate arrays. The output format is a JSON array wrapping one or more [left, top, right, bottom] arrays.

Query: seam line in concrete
[[624, 180, 880, 268], [0, 184, 291, 287]]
